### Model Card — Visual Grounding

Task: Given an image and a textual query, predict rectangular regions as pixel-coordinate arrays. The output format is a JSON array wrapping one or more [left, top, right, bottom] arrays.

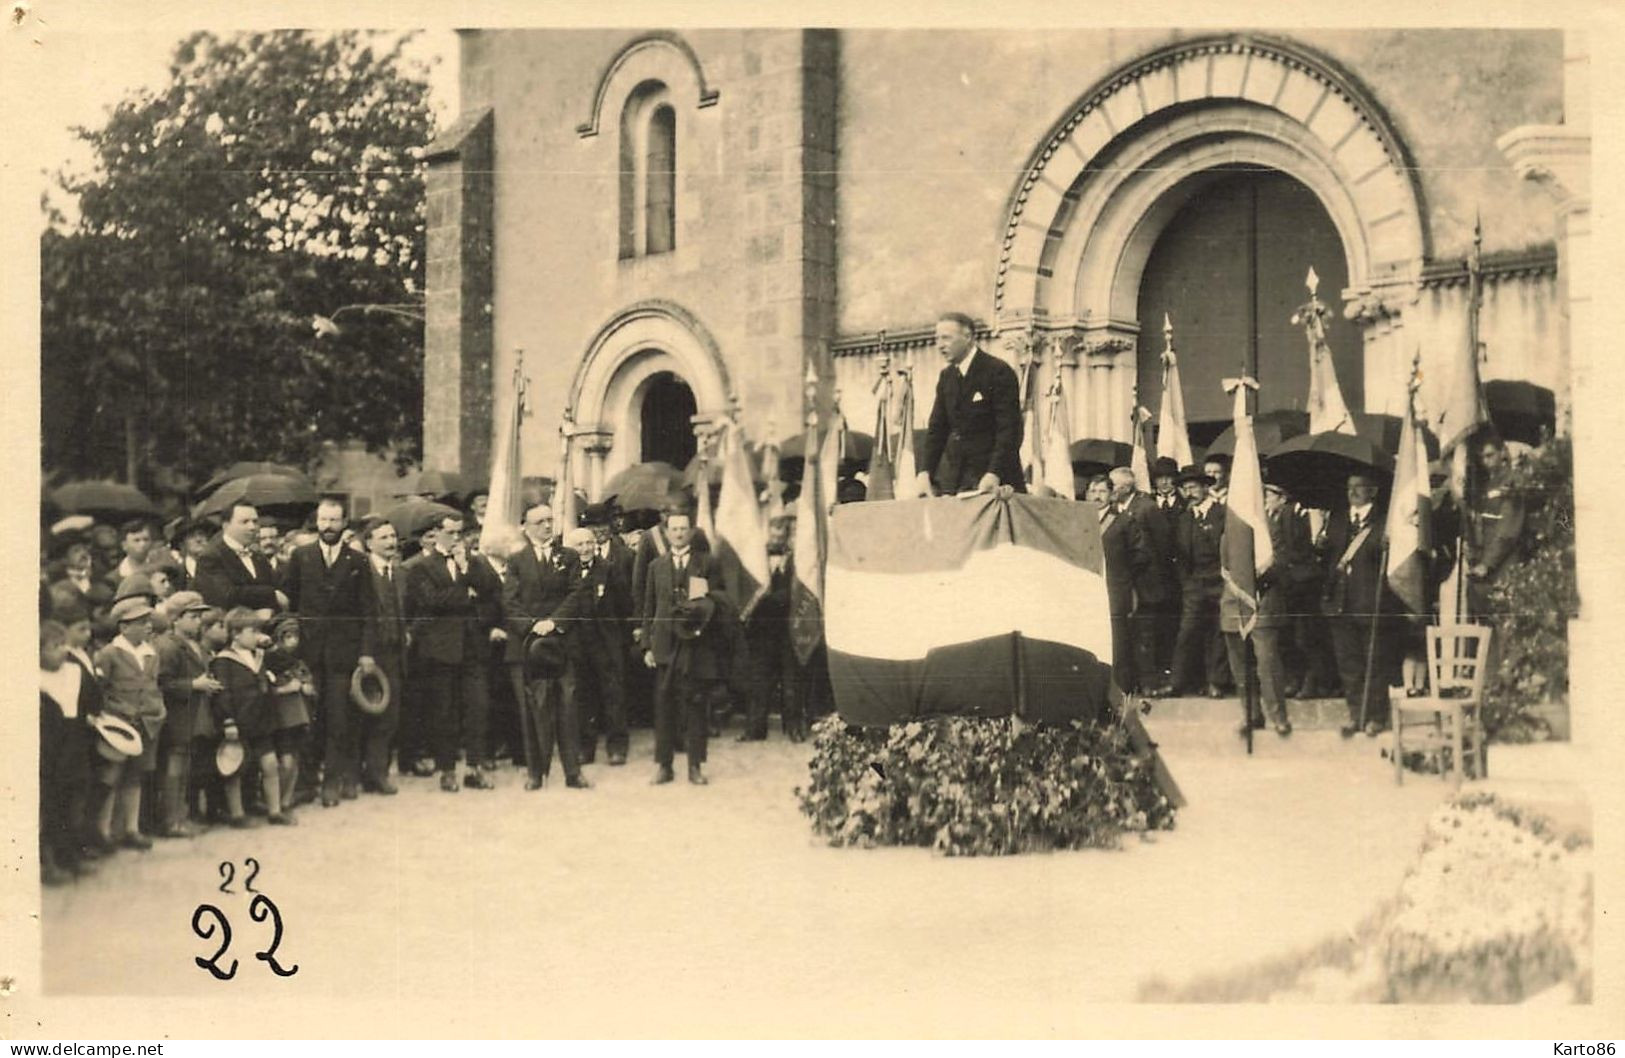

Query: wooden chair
[[1391, 624, 1492, 787]]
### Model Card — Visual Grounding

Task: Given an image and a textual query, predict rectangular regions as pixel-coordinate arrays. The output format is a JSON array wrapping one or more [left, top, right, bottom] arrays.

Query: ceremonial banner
[[1039, 373, 1075, 499], [479, 360, 525, 555], [1387, 373, 1434, 615], [825, 494, 1114, 725], [1219, 378, 1273, 638], [1130, 405, 1155, 493], [1156, 319, 1195, 469], [893, 374, 926, 499], [1296, 268, 1358, 437], [790, 412, 841, 664], [714, 422, 771, 617]]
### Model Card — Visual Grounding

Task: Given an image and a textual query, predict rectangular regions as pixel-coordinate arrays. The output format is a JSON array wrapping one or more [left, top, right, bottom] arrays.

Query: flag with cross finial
[[1294, 267, 1357, 436], [1386, 351, 1434, 615], [1156, 314, 1195, 470]]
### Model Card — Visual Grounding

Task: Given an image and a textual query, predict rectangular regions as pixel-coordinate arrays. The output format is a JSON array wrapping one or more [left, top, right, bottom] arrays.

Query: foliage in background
[[1482, 436, 1577, 740], [42, 31, 432, 486], [796, 713, 1177, 856]]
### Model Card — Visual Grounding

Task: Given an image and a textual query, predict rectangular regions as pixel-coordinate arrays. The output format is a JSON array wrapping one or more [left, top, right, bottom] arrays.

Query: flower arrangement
[[795, 712, 1177, 856]]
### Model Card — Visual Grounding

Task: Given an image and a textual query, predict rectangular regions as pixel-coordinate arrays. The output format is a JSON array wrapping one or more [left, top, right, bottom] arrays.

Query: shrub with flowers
[[795, 712, 1178, 856]]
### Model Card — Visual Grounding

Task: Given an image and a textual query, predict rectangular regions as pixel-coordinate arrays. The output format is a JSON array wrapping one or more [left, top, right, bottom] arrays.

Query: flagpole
[[1358, 542, 1389, 733], [1458, 211, 1485, 623]]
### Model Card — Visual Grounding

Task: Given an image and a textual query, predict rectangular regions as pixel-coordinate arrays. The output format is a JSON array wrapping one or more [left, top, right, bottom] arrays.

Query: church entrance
[[639, 369, 697, 467], [1134, 166, 1359, 444]]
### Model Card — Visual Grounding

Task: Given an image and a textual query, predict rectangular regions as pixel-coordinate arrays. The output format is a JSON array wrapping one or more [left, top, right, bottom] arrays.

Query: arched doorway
[[1136, 166, 1358, 438], [639, 370, 697, 466]]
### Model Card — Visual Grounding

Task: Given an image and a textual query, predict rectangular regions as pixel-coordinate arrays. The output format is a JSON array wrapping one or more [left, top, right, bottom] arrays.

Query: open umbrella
[[379, 497, 463, 540], [602, 461, 687, 511], [407, 469, 470, 501], [1484, 380, 1557, 447], [684, 441, 765, 488], [196, 473, 320, 518], [777, 428, 875, 463], [1205, 409, 1309, 459], [196, 462, 310, 499], [1265, 431, 1394, 511], [1068, 438, 1133, 479], [51, 480, 159, 521]]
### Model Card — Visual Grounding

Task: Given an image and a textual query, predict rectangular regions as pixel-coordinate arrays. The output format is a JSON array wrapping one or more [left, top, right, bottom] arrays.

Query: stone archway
[[567, 301, 732, 496], [995, 34, 1429, 438]]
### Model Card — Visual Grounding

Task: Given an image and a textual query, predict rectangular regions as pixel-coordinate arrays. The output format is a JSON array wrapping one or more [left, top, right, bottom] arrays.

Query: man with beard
[[283, 498, 368, 805]]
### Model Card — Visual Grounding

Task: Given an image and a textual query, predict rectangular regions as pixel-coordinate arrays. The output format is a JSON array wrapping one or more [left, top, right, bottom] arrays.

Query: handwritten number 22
[[217, 858, 260, 894], [191, 904, 238, 980], [249, 894, 299, 977]]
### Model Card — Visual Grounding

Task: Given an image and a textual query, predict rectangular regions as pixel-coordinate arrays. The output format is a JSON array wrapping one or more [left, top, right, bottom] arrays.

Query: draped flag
[[479, 357, 525, 555], [1157, 315, 1195, 470], [790, 407, 842, 665], [867, 367, 896, 502], [825, 494, 1115, 724], [1130, 404, 1155, 493], [760, 434, 786, 522], [1017, 347, 1042, 487], [694, 437, 717, 545], [1295, 267, 1357, 436], [1039, 372, 1075, 499], [555, 419, 578, 532], [714, 421, 772, 617], [1387, 358, 1434, 615], [893, 371, 927, 499], [1219, 376, 1273, 638], [1434, 220, 1490, 505]]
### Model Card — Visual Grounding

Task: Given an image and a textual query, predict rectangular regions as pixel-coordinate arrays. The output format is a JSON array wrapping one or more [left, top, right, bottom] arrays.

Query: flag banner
[[1387, 381, 1434, 615], [790, 413, 841, 664], [694, 441, 717, 545], [866, 387, 896, 501], [714, 422, 771, 616], [1039, 374, 1075, 499], [1157, 320, 1195, 469], [1018, 354, 1042, 486], [760, 436, 785, 521], [825, 494, 1114, 725], [893, 375, 926, 499], [1130, 405, 1154, 493], [479, 364, 524, 555], [1219, 379, 1273, 638], [1296, 269, 1358, 436]]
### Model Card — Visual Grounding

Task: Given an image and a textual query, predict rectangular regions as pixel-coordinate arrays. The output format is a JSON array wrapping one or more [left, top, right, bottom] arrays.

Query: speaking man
[[919, 312, 1025, 495]]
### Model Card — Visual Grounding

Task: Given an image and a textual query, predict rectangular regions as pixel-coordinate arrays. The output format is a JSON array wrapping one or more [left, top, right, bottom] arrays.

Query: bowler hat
[[90, 713, 143, 761], [524, 633, 568, 680], [349, 665, 391, 716], [1151, 456, 1180, 479], [1175, 465, 1214, 486], [214, 739, 245, 778], [579, 496, 620, 527], [109, 596, 155, 625]]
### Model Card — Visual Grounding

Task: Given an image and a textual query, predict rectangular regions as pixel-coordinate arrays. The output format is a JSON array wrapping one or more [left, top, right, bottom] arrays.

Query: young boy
[[153, 591, 220, 838], [91, 597, 168, 850], [263, 614, 313, 815], [211, 607, 293, 826]]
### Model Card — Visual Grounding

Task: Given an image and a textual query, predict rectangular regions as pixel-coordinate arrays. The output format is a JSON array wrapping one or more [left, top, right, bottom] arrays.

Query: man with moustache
[[1107, 466, 1176, 697], [356, 516, 407, 794], [918, 311, 1025, 495], [509, 502, 589, 788]]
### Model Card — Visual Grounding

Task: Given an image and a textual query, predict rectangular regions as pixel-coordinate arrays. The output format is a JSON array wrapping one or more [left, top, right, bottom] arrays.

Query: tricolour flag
[[1219, 377, 1273, 638], [1130, 404, 1155, 493], [790, 410, 841, 664], [893, 372, 927, 499], [1039, 372, 1075, 499], [825, 494, 1114, 724], [479, 359, 525, 555], [714, 421, 772, 617], [694, 443, 717, 545], [1386, 366, 1434, 615], [1157, 322, 1195, 470]]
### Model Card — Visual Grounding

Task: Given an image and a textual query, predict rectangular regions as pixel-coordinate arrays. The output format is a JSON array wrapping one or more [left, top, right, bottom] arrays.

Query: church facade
[[422, 27, 1588, 493]]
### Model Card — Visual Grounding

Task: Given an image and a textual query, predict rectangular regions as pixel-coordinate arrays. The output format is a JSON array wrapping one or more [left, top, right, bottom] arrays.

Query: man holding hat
[[640, 508, 727, 785], [1171, 465, 1230, 698], [356, 516, 407, 793], [510, 503, 588, 790], [1320, 471, 1395, 737]]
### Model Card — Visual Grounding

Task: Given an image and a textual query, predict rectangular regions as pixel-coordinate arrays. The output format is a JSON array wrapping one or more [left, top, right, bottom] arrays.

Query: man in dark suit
[[1320, 471, 1394, 737], [1109, 467, 1176, 697], [640, 509, 729, 785], [356, 516, 406, 794], [193, 502, 287, 613], [919, 311, 1025, 495], [405, 510, 493, 792], [1147, 456, 1185, 684], [576, 503, 634, 764], [1171, 467, 1230, 697], [509, 502, 588, 788], [740, 514, 802, 741], [1088, 475, 1141, 695], [284, 498, 369, 805]]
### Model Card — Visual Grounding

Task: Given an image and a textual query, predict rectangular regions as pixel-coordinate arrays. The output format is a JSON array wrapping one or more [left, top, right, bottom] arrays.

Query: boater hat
[[90, 713, 143, 762], [215, 739, 245, 778], [349, 665, 391, 716]]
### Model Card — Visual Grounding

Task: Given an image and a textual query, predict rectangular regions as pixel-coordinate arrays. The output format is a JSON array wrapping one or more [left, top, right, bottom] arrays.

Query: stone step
[[1134, 694, 1353, 730]]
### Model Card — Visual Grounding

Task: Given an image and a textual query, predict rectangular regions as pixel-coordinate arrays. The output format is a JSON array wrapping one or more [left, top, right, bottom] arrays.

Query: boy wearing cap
[[154, 592, 221, 837], [91, 596, 168, 851]]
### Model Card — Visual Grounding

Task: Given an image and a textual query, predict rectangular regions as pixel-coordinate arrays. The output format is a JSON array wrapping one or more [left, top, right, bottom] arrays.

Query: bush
[[795, 712, 1178, 856], [1482, 437, 1577, 741]]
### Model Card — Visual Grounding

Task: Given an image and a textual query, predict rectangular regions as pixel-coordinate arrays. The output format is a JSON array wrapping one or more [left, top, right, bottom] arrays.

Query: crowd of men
[[37, 490, 823, 885]]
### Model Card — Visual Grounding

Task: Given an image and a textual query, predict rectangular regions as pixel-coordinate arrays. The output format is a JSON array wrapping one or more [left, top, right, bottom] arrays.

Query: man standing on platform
[[1465, 434, 1526, 616], [1108, 467, 1176, 697], [1148, 456, 1185, 684], [919, 311, 1025, 495], [284, 498, 368, 807], [1171, 466, 1229, 697], [1321, 472, 1393, 738]]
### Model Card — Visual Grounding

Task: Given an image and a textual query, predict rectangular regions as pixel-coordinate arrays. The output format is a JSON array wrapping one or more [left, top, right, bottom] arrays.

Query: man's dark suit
[[551, 553, 630, 762], [641, 548, 729, 768], [742, 552, 804, 739], [193, 536, 282, 612], [1096, 504, 1143, 695], [357, 557, 407, 786], [1171, 499, 1230, 694], [1320, 505, 1395, 727], [509, 539, 584, 783], [405, 548, 488, 773], [921, 348, 1026, 494], [284, 541, 368, 797], [1120, 491, 1176, 693], [629, 525, 708, 727]]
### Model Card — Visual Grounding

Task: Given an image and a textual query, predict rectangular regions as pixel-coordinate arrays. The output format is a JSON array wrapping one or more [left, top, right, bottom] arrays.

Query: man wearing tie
[[740, 514, 799, 742], [919, 311, 1025, 495], [356, 516, 406, 794], [1320, 472, 1394, 737], [510, 503, 587, 788], [1171, 466, 1230, 697], [284, 498, 368, 806], [194, 502, 288, 613], [641, 510, 727, 785]]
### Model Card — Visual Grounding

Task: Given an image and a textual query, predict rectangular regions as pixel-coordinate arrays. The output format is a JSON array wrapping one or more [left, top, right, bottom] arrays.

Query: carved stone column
[[1343, 287, 1415, 416], [1082, 334, 1135, 440], [576, 428, 614, 502]]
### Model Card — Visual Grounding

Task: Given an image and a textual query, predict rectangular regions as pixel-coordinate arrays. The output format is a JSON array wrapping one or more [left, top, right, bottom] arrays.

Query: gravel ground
[[39, 720, 1451, 1032]]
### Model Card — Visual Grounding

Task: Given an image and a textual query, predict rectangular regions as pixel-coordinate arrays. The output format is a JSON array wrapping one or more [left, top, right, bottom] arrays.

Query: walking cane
[[1355, 540, 1390, 733]]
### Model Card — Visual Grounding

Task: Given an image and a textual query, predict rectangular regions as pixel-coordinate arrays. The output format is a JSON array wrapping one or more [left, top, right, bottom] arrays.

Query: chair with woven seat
[[1391, 623, 1492, 787]]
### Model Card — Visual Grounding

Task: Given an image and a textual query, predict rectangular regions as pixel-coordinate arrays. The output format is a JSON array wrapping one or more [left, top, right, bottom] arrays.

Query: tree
[[42, 30, 433, 485]]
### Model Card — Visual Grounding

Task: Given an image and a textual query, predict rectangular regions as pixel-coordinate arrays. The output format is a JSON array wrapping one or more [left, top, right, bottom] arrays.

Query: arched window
[[619, 82, 677, 259]]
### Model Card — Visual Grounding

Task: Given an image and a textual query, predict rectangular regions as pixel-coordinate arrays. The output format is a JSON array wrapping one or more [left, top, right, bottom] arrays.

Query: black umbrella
[[1266, 430, 1394, 510], [1205, 409, 1310, 459], [379, 497, 463, 539], [1068, 438, 1133, 479], [196, 473, 320, 518], [51, 480, 159, 521], [602, 462, 687, 511], [1485, 380, 1557, 447], [196, 461, 310, 499], [777, 428, 875, 463]]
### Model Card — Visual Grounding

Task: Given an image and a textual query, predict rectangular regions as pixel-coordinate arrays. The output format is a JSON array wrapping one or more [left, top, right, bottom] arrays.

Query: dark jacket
[[640, 549, 727, 669], [1119, 492, 1175, 604], [921, 348, 1026, 494], [1174, 499, 1226, 598], [1097, 506, 1142, 619], [1320, 505, 1391, 619], [359, 560, 408, 660], [405, 549, 479, 666], [193, 536, 282, 612], [631, 525, 710, 627], [550, 556, 630, 664], [283, 541, 367, 671]]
